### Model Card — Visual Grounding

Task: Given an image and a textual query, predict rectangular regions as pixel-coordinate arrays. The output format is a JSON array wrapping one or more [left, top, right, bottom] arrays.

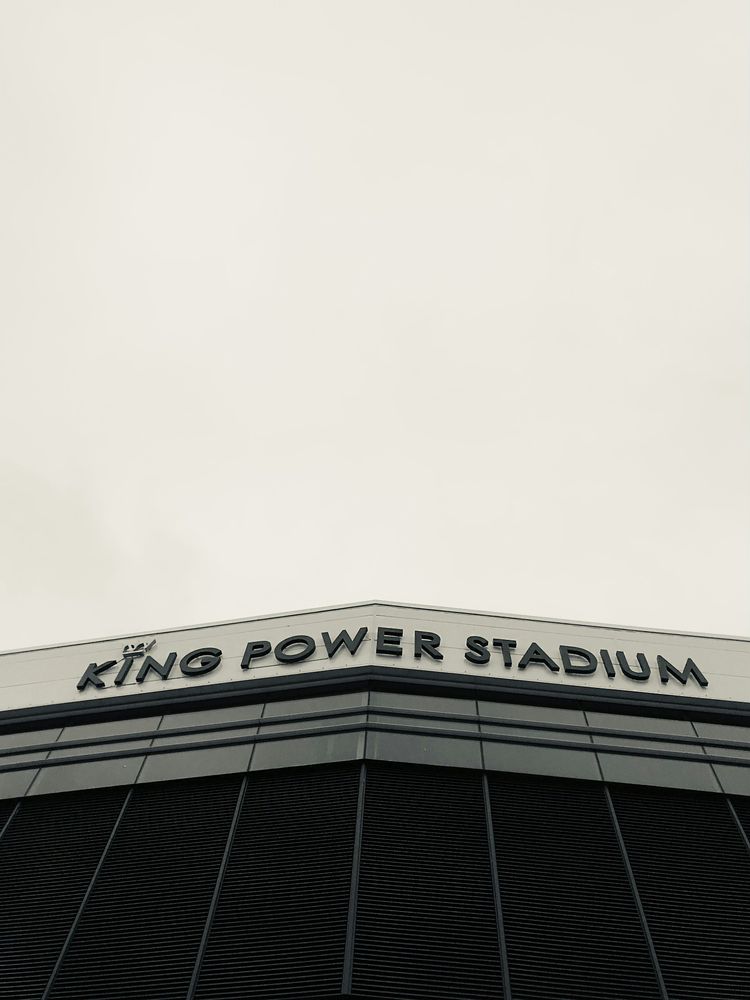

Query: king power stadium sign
[[8, 604, 746, 714], [76, 624, 709, 693]]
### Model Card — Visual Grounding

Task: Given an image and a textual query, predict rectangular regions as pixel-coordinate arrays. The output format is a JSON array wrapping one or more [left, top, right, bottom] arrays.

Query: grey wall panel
[[137, 743, 252, 783], [250, 731, 365, 770], [0, 728, 62, 748], [482, 738, 601, 781], [588, 711, 721, 792], [138, 705, 260, 783], [479, 700, 586, 727], [586, 712, 697, 737], [159, 705, 263, 727], [371, 690, 477, 719], [368, 712, 477, 734], [9, 674, 750, 798], [695, 722, 750, 793], [0, 787, 126, 1000], [29, 755, 147, 795], [52, 718, 160, 741], [0, 727, 62, 800], [0, 769, 39, 799], [366, 730, 483, 769], [595, 753, 721, 791], [30, 719, 159, 796], [261, 712, 368, 735], [694, 721, 750, 753], [262, 691, 368, 718], [480, 721, 589, 744], [714, 764, 750, 796]]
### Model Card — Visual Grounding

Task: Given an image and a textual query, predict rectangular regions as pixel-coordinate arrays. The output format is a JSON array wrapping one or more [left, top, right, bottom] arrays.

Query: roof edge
[[2, 599, 749, 658]]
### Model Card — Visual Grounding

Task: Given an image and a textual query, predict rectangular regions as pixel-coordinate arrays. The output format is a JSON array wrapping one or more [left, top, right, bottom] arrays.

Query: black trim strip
[[185, 774, 248, 1000], [604, 785, 669, 1000], [4, 666, 750, 729], [482, 773, 512, 1000], [341, 761, 366, 995], [40, 786, 133, 1000]]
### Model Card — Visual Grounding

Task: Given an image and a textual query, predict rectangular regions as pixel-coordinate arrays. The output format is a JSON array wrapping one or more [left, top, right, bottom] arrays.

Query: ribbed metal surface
[[47, 775, 241, 1000], [730, 795, 750, 850], [611, 784, 750, 1000], [352, 763, 503, 1000], [0, 787, 125, 1000], [0, 799, 16, 836], [488, 773, 662, 1000], [194, 763, 360, 1000], [6, 759, 750, 999]]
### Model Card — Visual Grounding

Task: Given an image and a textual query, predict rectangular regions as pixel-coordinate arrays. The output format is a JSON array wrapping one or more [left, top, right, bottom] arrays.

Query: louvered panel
[[488, 773, 661, 1000], [0, 799, 16, 835], [0, 786, 125, 1000], [730, 795, 750, 849], [194, 762, 360, 1000], [610, 784, 750, 1000], [352, 763, 502, 1000], [47, 775, 241, 1000]]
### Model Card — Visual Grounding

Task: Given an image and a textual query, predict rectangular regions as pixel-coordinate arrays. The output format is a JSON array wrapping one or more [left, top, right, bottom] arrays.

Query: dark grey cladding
[[0, 761, 749, 998]]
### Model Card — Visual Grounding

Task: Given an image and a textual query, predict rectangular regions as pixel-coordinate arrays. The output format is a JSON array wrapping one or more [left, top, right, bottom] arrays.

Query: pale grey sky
[[1, 1, 748, 649]]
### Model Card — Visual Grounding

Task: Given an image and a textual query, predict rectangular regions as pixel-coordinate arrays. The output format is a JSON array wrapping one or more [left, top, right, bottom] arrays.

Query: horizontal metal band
[[1, 704, 748, 759], [0, 718, 747, 776]]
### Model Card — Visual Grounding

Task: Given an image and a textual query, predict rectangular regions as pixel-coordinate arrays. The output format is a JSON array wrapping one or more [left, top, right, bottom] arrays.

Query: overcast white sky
[[0, 1, 748, 650]]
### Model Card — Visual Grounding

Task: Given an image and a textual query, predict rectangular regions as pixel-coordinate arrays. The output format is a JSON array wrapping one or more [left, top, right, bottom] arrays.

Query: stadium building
[[1, 600, 750, 1000]]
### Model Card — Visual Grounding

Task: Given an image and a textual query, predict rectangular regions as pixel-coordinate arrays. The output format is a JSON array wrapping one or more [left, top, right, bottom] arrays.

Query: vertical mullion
[[725, 796, 750, 857], [0, 801, 20, 844], [186, 773, 249, 1000], [604, 785, 669, 1000], [482, 773, 512, 1000], [41, 786, 133, 1000], [341, 761, 367, 996]]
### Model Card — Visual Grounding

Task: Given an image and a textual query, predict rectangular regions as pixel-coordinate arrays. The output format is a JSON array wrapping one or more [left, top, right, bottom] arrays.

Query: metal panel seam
[[725, 797, 750, 858], [185, 773, 249, 1000], [604, 784, 669, 1000], [341, 761, 367, 995], [482, 773, 512, 1000], [0, 801, 20, 843], [40, 786, 133, 1000]]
